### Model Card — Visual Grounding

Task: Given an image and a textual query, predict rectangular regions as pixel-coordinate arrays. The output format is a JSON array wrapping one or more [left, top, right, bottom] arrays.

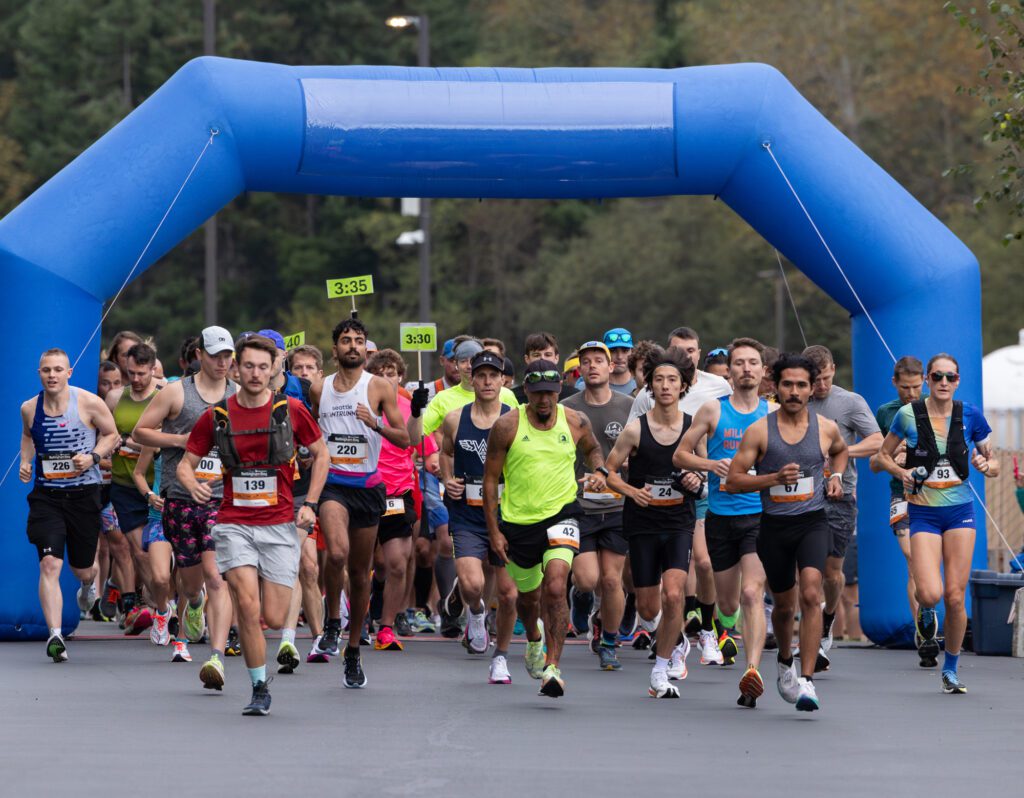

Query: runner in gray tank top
[[725, 353, 847, 714], [134, 326, 238, 684]]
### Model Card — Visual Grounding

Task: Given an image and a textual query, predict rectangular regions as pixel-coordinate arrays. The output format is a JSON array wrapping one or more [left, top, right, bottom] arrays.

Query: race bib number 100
[[196, 449, 223, 481]]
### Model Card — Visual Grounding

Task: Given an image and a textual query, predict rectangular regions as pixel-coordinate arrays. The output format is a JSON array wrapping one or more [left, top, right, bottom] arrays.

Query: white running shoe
[[171, 640, 192, 662], [668, 637, 690, 680], [339, 589, 350, 632], [821, 622, 834, 654], [150, 610, 170, 646], [489, 655, 512, 684], [698, 630, 724, 665], [776, 659, 800, 704], [796, 676, 820, 711], [649, 668, 680, 698], [77, 583, 97, 614], [638, 610, 661, 635], [463, 610, 490, 655]]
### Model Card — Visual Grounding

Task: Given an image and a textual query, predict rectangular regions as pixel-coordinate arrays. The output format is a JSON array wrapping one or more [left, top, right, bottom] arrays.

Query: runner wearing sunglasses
[[483, 359, 608, 698], [874, 354, 997, 694], [602, 328, 637, 395], [703, 348, 730, 380]]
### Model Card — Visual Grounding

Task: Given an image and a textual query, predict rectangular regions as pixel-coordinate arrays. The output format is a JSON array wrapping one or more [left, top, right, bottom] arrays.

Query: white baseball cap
[[201, 325, 234, 355]]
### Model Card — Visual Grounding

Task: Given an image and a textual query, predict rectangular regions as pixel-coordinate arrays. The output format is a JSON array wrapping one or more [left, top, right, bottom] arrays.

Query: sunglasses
[[705, 348, 728, 360], [524, 370, 561, 384], [930, 371, 959, 383], [604, 332, 633, 346]]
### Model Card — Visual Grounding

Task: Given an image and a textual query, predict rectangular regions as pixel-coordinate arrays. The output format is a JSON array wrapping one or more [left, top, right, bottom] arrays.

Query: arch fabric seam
[[763, 142, 1021, 570]]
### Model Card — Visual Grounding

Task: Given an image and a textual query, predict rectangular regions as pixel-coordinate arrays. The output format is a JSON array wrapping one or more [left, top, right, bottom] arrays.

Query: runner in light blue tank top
[[707, 395, 769, 516]]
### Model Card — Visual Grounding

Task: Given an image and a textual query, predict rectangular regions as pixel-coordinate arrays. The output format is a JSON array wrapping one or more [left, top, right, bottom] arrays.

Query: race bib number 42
[[769, 473, 814, 503], [546, 518, 580, 550], [328, 434, 368, 467], [232, 467, 278, 507], [41, 452, 76, 480]]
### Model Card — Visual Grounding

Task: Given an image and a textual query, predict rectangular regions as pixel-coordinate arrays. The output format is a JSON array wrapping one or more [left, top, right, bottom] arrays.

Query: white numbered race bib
[[328, 434, 368, 467], [889, 500, 908, 525], [646, 479, 684, 506], [924, 458, 961, 489], [464, 477, 502, 507], [769, 474, 814, 503], [196, 449, 223, 481], [232, 467, 278, 507], [546, 518, 580, 550], [41, 452, 76, 480], [384, 496, 405, 517]]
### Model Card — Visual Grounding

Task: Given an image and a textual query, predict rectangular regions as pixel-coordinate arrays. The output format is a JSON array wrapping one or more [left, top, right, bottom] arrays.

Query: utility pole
[[203, 0, 217, 326], [417, 16, 432, 378]]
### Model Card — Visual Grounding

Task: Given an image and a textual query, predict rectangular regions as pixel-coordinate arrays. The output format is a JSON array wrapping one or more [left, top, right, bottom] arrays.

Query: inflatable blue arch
[[0, 58, 985, 644]]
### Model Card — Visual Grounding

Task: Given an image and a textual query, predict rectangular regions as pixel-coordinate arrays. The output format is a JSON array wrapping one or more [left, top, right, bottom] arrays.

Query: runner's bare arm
[[824, 418, 849, 499], [132, 446, 163, 512], [83, 392, 120, 466], [972, 438, 999, 478], [439, 411, 465, 499], [369, 376, 410, 448], [483, 412, 516, 562], [133, 380, 187, 449], [604, 419, 640, 499], [724, 418, 776, 492], [672, 400, 720, 473]]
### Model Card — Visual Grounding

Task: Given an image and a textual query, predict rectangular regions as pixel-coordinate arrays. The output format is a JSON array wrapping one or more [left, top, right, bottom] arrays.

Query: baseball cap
[[563, 355, 580, 374], [442, 339, 456, 358], [257, 329, 286, 351], [603, 328, 634, 349], [366, 340, 378, 352], [202, 325, 234, 355], [578, 340, 612, 360], [523, 359, 561, 393], [502, 356, 515, 378], [471, 350, 504, 374], [454, 339, 484, 361]]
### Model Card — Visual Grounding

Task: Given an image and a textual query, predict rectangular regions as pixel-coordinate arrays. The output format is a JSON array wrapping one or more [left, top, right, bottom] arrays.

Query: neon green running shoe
[[539, 664, 565, 698], [276, 640, 300, 674], [524, 619, 545, 679], [183, 594, 206, 643], [200, 653, 225, 691]]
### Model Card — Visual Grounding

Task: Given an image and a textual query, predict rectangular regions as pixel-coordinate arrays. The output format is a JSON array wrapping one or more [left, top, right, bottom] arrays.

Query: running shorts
[[162, 497, 219, 569], [908, 501, 976, 536], [705, 510, 760, 572], [378, 490, 416, 543], [500, 501, 582, 592], [578, 511, 628, 556], [757, 509, 830, 594], [109, 482, 148, 533], [212, 522, 301, 586], [320, 482, 387, 529], [26, 484, 102, 569], [629, 530, 693, 589]]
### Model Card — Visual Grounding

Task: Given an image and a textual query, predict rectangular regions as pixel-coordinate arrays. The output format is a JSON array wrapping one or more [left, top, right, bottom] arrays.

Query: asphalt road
[[2, 623, 1021, 797]]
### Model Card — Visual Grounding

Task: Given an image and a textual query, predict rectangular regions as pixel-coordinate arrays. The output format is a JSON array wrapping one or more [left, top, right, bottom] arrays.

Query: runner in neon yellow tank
[[483, 358, 608, 699]]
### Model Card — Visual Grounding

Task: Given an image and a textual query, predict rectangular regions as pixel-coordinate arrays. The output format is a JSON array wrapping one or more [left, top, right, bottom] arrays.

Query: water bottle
[[910, 466, 928, 495]]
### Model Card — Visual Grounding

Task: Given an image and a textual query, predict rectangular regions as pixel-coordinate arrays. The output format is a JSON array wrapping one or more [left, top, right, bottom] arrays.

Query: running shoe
[[814, 646, 831, 673], [525, 630, 546, 680], [915, 630, 938, 668], [649, 668, 680, 699], [718, 628, 739, 665], [394, 611, 415, 638], [374, 626, 403, 651], [598, 644, 622, 671], [463, 612, 490, 655], [342, 647, 367, 688], [277, 639, 301, 672], [360, 618, 372, 646], [46, 633, 67, 663], [200, 653, 225, 690], [183, 595, 205, 643], [150, 610, 170, 646], [100, 581, 119, 621], [307, 636, 330, 663], [513, 617, 525, 636], [916, 607, 940, 666], [124, 606, 152, 636], [225, 626, 242, 656], [539, 664, 565, 698], [441, 578, 465, 629], [668, 637, 690, 681], [589, 612, 603, 655], [737, 666, 764, 709], [632, 629, 653, 650], [77, 583, 97, 615], [698, 630, 724, 665], [684, 608, 702, 639], [489, 655, 512, 685], [316, 622, 341, 657], [776, 658, 800, 704], [168, 614, 179, 640], [339, 590, 350, 632], [485, 608, 497, 637], [89, 598, 109, 622], [619, 595, 637, 640], [242, 679, 272, 716], [795, 677, 819, 712], [171, 640, 192, 663], [821, 615, 835, 655], [569, 587, 594, 637], [763, 631, 778, 651], [941, 670, 967, 695], [410, 610, 436, 634]]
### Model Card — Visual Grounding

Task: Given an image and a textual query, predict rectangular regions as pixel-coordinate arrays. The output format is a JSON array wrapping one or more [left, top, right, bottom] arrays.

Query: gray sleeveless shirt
[[161, 375, 236, 500], [756, 411, 826, 516]]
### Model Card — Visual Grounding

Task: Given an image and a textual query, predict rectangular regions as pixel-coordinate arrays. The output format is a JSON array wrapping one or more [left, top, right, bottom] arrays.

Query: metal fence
[[985, 447, 1024, 571]]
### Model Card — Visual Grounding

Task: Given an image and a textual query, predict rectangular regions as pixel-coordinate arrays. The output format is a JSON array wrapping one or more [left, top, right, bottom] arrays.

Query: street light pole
[[203, 0, 217, 326]]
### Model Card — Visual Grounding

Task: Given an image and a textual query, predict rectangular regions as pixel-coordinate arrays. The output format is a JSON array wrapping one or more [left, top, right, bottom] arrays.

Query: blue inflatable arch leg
[[0, 58, 982, 642]]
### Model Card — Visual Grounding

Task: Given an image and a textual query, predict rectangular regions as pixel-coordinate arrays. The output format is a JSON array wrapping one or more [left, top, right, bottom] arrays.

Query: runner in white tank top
[[319, 370, 384, 489]]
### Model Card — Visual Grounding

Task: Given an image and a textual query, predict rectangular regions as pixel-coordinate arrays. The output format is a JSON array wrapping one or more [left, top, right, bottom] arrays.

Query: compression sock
[[822, 610, 836, 636], [281, 628, 296, 645], [717, 607, 740, 631], [778, 653, 794, 667], [943, 651, 960, 674], [434, 555, 457, 606], [699, 601, 716, 632], [414, 566, 433, 610], [685, 595, 698, 617], [248, 665, 266, 685], [601, 630, 618, 648]]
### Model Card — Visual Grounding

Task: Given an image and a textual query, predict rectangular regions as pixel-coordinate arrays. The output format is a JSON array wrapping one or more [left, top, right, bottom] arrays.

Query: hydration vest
[[904, 399, 969, 482], [213, 394, 295, 470]]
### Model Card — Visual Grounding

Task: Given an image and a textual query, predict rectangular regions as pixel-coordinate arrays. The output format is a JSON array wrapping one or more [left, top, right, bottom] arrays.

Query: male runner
[[106, 341, 162, 635], [484, 359, 608, 698], [309, 318, 409, 687], [726, 352, 848, 712], [803, 345, 882, 671], [179, 334, 328, 715], [403, 337, 460, 400], [511, 332, 578, 404], [869, 356, 925, 657], [560, 340, 633, 670], [603, 328, 637, 395], [134, 326, 237, 682], [605, 347, 703, 698], [95, 360, 131, 621], [19, 348, 119, 661], [439, 350, 518, 679], [674, 337, 771, 706]]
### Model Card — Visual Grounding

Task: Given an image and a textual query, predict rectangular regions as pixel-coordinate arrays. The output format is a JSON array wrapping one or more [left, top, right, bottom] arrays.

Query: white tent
[[982, 329, 1024, 449]]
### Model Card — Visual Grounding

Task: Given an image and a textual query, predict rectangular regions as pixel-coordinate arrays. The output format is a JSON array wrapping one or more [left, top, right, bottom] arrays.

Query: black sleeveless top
[[622, 414, 695, 536]]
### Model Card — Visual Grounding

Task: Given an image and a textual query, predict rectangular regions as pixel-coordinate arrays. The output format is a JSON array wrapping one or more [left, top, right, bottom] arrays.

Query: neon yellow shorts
[[504, 547, 574, 593]]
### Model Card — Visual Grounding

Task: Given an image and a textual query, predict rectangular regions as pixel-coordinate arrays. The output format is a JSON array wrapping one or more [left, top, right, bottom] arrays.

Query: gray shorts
[[212, 522, 301, 587], [824, 497, 856, 559]]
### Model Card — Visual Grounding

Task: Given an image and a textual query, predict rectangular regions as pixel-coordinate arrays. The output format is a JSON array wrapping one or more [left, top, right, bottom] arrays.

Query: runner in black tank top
[[606, 347, 702, 698]]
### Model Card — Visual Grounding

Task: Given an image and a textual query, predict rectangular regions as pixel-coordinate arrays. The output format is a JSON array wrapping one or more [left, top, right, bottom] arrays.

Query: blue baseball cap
[[257, 329, 286, 351], [603, 327, 634, 349], [442, 338, 456, 358]]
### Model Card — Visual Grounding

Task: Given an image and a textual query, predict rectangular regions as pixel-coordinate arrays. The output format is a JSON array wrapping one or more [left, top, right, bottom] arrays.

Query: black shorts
[[320, 482, 386, 529], [579, 511, 628, 556], [705, 510, 761, 572], [842, 534, 858, 585], [378, 491, 416, 544], [500, 501, 582, 570], [109, 482, 148, 533], [629, 531, 693, 589], [27, 484, 102, 569], [824, 497, 856, 558], [757, 509, 831, 594]]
